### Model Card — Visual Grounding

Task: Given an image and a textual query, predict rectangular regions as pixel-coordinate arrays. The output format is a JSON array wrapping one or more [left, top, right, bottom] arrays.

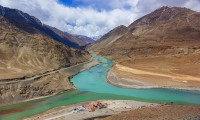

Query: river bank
[[0, 58, 99, 107], [23, 100, 158, 120], [107, 63, 200, 91], [1, 55, 200, 120]]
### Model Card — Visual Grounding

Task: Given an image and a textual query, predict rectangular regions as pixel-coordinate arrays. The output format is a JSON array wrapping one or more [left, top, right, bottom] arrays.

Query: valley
[[1, 55, 200, 120], [0, 4, 200, 120]]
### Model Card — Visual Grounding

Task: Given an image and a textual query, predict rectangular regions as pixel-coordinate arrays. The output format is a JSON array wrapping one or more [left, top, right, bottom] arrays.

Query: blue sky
[[59, 0, 83, 8], [58, 0, 133, 11], [0, 0, 200, 37]]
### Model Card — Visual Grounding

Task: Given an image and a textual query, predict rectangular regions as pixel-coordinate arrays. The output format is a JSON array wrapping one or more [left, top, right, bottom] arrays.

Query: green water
[[71, 55, 200, 105], [1, 54, 200, 120]]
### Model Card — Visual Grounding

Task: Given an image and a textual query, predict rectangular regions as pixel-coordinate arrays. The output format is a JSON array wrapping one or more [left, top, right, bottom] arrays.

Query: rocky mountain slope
[[44, 25, 95, 48], [90, 6, 200, 58], [0, 5, 94, 49], [89, 6, 200, 89], [0, 8, 90, 105], [88, 25, 128, 52], [0, 15, 90, 80]]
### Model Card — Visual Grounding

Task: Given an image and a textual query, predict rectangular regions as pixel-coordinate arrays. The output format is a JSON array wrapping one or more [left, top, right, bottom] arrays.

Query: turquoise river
[[0, 54, 200, 120]]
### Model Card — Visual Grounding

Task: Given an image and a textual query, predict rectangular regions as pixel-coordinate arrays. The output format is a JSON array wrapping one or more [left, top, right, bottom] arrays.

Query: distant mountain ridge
[[44, 25, 95, 47], [0, 5, 94, 49], [91, 35, 103, 40], [74, 35, 95, 44]]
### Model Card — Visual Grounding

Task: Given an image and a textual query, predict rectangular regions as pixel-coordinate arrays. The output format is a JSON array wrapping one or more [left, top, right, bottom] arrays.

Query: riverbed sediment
[[107, 63, 200, 91]]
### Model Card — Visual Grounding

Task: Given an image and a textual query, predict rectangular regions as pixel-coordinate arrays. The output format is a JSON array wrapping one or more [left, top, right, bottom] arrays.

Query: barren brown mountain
[[0, 5, 94, 49], [89, 6, 200, 89], [88, 25, 128, 52], [0, 13, 90, 105]]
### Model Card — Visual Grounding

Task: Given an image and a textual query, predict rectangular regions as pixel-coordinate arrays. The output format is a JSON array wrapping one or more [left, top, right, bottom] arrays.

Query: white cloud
[[0, 0, 200, 37], [184, 0, 200, 11]]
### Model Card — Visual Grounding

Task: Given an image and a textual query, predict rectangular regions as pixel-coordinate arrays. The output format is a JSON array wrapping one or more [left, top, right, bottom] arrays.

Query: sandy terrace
[[107, 63, 200, 90]]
